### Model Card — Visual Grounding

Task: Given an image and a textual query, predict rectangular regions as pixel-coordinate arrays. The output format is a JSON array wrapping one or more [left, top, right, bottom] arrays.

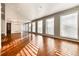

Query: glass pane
[[46, 17, 54, 35], [23, 24, 28, 32], [37, 20, 43, 33], [29, 23, 31, 32], [32, 22, 36, 32], [22, 24, 28, 38], [60, 13, 78, 39]]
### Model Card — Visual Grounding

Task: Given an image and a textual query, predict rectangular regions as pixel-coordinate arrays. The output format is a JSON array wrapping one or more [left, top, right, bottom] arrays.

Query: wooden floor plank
[[20, 50, 25, 56], [27, 44, 37, 55], [25, 46, 36, 56], [16, 53, 21, 56], [29, 43, 38, 51], [22, 48, 31, 56]]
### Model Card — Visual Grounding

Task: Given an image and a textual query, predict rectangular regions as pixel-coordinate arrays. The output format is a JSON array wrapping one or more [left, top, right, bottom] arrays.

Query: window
[[29, 23, 31, 32], [60, 13, 78, 39], [46, 17, 54, 35], [37, 20, 43, 33], [32, 22, 36, 32], [22, 23, 28, 37], [23, 24, 28, 33]]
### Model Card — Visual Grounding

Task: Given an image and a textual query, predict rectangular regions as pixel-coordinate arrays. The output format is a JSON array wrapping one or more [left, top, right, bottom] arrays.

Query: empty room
[[0, 3, 79, 56]]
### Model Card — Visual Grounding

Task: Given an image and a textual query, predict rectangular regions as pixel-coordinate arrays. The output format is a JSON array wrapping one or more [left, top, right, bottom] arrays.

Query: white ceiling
[[5, 3, 79, 22]]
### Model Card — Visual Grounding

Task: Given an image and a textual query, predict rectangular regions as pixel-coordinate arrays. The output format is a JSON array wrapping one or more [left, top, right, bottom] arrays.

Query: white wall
[[5, 4, 22, 35], [11, 22, 21, 33]]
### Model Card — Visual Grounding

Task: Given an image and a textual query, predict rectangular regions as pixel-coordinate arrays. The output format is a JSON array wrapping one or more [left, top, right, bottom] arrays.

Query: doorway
[[7, 23, 11, 35]]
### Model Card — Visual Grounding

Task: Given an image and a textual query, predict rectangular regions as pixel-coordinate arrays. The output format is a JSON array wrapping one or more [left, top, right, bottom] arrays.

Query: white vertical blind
[[37, 20, 43, 33], [60, 13, 78, 39], [29, 23, 31, 32], [32, 22, 36, 32], [46, 17, 54, 35]]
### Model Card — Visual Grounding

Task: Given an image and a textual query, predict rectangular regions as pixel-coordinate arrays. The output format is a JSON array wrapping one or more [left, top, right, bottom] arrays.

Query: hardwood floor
[[16, 41, 39, 56], [1, 33, 21, 47], [0, 33, 79, 56]]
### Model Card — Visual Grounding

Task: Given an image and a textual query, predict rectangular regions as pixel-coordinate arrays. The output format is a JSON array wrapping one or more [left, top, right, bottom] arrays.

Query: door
[[7, 23, 11, 35]]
